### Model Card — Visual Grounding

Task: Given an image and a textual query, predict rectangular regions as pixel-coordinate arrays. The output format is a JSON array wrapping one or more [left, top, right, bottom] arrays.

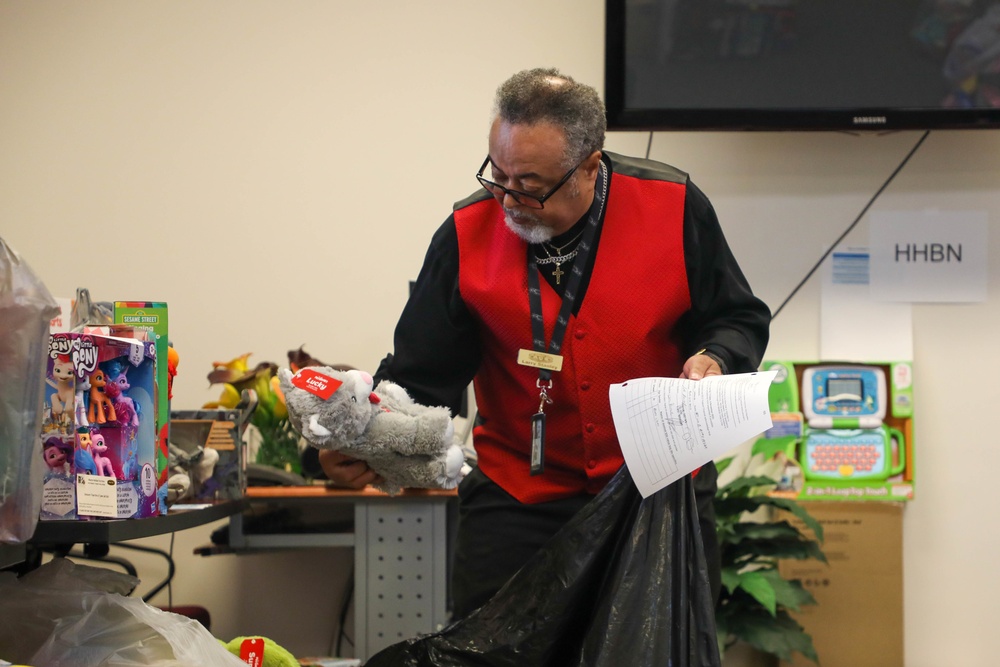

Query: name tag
[[517, 349, 564, 372]]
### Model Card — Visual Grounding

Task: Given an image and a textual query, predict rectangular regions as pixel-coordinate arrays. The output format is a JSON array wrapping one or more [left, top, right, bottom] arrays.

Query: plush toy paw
[[437, 443, 467, 489]]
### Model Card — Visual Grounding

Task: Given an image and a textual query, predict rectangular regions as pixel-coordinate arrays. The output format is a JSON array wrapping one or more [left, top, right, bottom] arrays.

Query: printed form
[[609, 371, 776, 497]]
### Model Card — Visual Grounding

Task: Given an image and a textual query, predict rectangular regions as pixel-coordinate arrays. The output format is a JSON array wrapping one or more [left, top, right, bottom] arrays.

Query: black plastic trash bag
[[366, 466, 721, 667]]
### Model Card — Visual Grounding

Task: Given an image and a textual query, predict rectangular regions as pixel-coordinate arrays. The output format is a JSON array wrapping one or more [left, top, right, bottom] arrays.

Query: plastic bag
[[0, 236, 60, 543], [366, 466, 721, 667], [70, 286, 114, 329], [0, 558, 246, 666]]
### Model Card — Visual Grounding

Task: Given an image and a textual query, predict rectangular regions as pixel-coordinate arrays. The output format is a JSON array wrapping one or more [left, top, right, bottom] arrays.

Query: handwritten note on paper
[[609, 370, 776, 497]]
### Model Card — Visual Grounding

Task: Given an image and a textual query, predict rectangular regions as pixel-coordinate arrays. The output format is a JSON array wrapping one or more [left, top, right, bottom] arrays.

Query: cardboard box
[[169, 405, 253, 502], [778, 501, 904, 667], [39, 332, 161, 520], [39, 333, 81, 519], [114, 302, 170, 499]]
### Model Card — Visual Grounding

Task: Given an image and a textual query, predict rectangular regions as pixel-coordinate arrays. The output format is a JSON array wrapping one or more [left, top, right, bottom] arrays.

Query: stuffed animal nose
[[369, 392, 381, 404]]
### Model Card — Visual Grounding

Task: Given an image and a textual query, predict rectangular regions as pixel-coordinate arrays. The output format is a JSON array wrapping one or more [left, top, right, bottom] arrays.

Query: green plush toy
[[222, 636, 299, 667]]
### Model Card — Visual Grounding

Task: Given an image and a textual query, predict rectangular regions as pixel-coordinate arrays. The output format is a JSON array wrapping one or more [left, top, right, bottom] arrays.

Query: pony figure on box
[[279, 366, 468, 496], [74, 428, 98, 476], [43, 436, 73, 476], [46, 354, 75, 418], [102, 359, 140, 427], [90, 431, 115, 477], [74, 375, 90, 427], [87, 369, 117, 425]]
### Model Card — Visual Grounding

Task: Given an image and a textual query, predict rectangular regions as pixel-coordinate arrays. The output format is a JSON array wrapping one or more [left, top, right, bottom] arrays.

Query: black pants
[[450, 463, 721, 620]]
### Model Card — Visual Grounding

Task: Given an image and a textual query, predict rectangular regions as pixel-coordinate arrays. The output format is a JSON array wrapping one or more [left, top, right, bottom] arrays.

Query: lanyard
[[525, 160, 608, 474]]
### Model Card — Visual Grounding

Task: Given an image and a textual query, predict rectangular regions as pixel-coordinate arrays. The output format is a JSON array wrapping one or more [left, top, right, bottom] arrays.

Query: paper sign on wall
[[869, 210, 988, 303], [820, 247, 913, 361]]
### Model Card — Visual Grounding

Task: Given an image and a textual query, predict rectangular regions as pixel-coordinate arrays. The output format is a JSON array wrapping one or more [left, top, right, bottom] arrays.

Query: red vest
[[454, 157, 691, 503]]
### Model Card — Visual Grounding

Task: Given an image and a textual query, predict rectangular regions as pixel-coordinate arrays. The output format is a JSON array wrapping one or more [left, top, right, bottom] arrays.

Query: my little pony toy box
[[39, 332, 159, 520]]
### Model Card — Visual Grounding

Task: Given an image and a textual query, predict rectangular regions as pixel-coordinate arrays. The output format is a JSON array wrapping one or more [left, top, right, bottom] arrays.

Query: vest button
[[585, 423, 596, 433], [587, 459, 597, 469], [580, 381, 591, 391], [574, 330, 586, 340]]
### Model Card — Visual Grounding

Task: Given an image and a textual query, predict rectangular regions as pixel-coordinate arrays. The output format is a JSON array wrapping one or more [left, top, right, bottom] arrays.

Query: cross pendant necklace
[[535, 247, 578, 285], [552, 262, 565, 285]]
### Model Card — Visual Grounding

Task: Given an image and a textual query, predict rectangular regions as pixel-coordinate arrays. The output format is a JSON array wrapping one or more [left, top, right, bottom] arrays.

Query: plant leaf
[[751, 435, 800, 460], [763, 495, 825, 543], [723, 520, 826, 563], [715, 455, 735, 477], [724, 607, 819, 663], [718, 475, 779, 499], [721, 567, 741, 594], [766, 572, 818, 612], [736, 569, 778, 615]]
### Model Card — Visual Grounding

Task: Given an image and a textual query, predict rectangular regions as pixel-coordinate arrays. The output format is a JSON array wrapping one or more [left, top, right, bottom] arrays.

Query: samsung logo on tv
[[852, 115, 888, 126]]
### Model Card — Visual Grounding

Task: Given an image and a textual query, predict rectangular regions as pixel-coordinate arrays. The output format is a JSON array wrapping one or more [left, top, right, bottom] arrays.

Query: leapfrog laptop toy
[[800, 366, 905, 481]]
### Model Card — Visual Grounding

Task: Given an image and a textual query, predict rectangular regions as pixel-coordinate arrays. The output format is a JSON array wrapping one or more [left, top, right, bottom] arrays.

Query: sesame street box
[[756, 360, 914, 502], [39, 333, 160, 519], [114, 302, 170, 507]]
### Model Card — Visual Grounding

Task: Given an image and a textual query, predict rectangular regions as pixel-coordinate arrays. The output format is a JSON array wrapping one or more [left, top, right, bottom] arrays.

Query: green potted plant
[[714, 436, 827, 665]]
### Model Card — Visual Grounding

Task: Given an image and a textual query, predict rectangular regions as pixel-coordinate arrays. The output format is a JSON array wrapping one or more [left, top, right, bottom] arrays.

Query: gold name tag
[[517, 349, 564, 372]]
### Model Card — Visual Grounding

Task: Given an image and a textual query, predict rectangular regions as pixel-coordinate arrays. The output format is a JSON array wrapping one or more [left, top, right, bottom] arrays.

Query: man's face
[[486, 119, 597, 242]]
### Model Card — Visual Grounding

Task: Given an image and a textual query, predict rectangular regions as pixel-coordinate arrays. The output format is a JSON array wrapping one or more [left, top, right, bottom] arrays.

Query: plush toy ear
[[291, 368, 343, 400]]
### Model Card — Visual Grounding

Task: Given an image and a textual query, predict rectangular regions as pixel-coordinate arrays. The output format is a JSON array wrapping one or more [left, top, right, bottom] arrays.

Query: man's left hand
[[680, 353, 722, 380]]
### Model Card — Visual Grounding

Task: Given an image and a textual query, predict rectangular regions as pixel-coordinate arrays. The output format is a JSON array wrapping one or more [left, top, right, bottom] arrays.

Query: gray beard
[[504, 211, 554, 244]]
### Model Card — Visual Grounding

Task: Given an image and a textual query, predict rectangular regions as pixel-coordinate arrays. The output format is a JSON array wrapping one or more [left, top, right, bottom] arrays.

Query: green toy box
[[758, 360, 914, 502], [114, 302, 170, 509]]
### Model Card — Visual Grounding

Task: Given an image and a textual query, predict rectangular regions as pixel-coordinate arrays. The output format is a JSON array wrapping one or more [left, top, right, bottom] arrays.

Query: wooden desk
[[219, 486, 457, 662]]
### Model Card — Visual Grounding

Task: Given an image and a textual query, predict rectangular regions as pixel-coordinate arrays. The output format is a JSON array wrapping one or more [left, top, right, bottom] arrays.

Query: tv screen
[[605, 0, 1000, 131]]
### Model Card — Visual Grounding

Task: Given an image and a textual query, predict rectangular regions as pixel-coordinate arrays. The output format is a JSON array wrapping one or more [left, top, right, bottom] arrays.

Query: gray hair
[[493, 68, 606, 167]]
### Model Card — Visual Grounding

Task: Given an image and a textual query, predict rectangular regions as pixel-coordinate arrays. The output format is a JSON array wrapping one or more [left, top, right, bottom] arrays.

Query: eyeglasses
[[476, 155, 583, 209]]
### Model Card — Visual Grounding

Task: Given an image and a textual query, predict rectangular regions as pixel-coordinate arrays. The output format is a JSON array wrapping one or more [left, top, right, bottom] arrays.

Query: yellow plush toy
[[222, 636, 298, 667]]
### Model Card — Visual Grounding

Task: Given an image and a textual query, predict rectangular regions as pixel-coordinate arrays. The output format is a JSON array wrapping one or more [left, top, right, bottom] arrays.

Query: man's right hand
[[318, 449, 384, 489]]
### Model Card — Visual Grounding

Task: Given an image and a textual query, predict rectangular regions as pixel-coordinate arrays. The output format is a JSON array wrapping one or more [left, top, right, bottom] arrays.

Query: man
[[320, 67, 770, 619]]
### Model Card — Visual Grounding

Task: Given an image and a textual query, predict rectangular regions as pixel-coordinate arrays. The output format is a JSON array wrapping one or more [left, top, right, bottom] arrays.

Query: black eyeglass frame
[[476, 155, 584, 209]]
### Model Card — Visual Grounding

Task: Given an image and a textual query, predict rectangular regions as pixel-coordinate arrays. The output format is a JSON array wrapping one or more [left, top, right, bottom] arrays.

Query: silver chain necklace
[[535, 248, 578, 265], [533, 162, 608, 285], [544, 228, 585, 255]]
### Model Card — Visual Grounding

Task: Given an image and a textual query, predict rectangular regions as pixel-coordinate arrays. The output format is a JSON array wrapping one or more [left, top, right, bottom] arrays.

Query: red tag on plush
[[291, 368, 342, 400], [239, 637, 264, 666]]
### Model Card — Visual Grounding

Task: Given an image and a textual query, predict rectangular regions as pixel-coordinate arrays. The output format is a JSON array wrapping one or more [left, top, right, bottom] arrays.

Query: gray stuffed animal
[[278, 366, 467, 495]]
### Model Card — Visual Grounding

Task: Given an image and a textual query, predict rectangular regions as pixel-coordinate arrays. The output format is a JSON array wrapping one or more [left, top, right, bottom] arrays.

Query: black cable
[[168, 532, 174, 610], [770, 130, 931, 320], [645, 131, 654, 160], [334, 565, 355, 656], [114, 541, 176, 603]]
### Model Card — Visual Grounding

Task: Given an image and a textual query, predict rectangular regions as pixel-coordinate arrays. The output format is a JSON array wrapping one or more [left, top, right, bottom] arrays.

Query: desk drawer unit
[[355, 499, 449, 659]]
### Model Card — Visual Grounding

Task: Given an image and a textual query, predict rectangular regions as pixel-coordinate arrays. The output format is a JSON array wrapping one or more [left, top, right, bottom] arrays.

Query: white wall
[[2, 2, 999, 664]]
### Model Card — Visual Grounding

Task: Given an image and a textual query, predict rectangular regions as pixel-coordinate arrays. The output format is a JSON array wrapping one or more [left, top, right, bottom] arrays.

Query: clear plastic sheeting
[[366, 466, 722, 667], [0, 558, 247, 666], [0, 236, 59, 543]]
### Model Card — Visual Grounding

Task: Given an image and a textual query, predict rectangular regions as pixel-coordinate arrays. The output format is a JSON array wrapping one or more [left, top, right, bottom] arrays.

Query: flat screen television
[[605, 0, 1000, 131]]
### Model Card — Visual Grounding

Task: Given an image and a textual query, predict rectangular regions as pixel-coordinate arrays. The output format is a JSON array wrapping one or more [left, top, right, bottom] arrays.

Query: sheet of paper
[[820, 247, 913, 361], [869, 210, 988, 303], [609, 370, 776, 497]]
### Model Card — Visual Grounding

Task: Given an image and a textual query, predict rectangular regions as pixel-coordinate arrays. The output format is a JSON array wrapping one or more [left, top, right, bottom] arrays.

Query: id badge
[[530, 412, 546, 476]]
